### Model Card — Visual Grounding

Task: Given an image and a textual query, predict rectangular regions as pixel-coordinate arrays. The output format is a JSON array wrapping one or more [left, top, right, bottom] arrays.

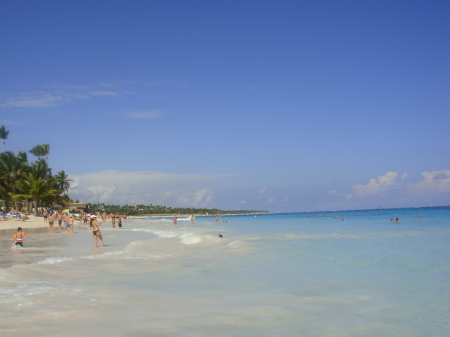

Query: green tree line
[[86, 203, 268, 216], [0, 125, 72, 214]]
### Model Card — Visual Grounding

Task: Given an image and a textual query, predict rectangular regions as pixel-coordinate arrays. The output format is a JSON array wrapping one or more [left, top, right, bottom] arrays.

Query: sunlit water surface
[[1, 207, 449, 336]]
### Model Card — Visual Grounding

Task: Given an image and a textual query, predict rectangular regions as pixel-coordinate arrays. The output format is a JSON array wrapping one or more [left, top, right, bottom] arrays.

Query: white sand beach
[[0, 216, 50, 230]]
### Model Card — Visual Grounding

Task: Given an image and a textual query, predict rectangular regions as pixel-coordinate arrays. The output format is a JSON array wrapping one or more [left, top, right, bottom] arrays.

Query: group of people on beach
[[45, 210, 75, 233], [40, 209, 129, 248], [1, 209, 31, 221], [13, 209, 225, 249]]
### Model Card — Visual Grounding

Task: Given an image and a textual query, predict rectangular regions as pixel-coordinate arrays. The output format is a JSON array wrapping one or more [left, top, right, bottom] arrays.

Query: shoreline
[[0, 212, 268, 231]]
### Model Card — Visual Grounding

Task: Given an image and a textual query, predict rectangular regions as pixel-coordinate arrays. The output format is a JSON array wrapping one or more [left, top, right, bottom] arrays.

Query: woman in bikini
[[90, 215, 104, 248]]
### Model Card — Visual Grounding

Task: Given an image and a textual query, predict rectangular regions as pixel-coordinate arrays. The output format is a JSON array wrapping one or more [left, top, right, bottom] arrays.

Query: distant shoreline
[[135, 212, 269, 218]]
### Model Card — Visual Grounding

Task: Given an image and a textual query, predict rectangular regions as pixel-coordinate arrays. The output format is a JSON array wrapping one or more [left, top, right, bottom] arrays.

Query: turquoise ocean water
[[0, 207, 449, 336]]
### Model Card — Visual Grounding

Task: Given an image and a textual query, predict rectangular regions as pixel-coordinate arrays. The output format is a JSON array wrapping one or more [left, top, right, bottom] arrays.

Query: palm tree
[[54, 170, 72, 194], [21, 171, 58, 215], [0, 125, 9, 152], [0, 151, 29, 210], [0, 151, 28, 194], [41, 143, 50, 165], [29, 158, 52, 179], [29, 143, 51, 165], [7, 191, 25, 212], [29, 144, 45, 160], [17, 151, 28, 164]]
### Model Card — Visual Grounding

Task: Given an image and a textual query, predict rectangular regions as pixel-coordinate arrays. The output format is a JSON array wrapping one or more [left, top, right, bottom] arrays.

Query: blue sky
[[1, 0, 449, 212]]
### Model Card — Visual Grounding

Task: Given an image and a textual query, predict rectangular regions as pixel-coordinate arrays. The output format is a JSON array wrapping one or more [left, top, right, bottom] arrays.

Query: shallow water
[[0, 207, 449, 336]]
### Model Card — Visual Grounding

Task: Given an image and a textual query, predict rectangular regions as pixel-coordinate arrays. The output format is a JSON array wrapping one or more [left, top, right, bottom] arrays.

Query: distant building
[[68, 203, 87, 213]]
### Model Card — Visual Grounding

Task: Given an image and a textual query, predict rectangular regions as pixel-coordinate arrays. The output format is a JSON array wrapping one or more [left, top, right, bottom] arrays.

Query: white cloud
[[265, 195, 290, 204], [352, 171, 399, 197], [177, 189, 213, 207], [343, 170, 450, 201], [409, 170, 450, 194], [68, 170, 234, 206]]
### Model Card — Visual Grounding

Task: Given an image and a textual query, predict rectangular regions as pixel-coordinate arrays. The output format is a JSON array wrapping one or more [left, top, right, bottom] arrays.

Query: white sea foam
[[180, 232, 203, 244], [176, 216, 191, 221], [152, 230, 178, 238], [36, 256, 72, 265]]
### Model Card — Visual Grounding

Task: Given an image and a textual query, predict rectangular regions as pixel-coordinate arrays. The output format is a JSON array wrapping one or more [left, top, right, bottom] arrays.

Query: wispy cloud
[[331, 170, 450, 201], [0, 84, 122, 108], [0, 120, 19, 125], [90, 90, 120, 97], [68, 170, 235, 206], [127, 110, 161, 119], [257, 186, 267, 199], [265, 195, 290, 204], [177, 189, 213, 207], [1, 93, 65, 108]]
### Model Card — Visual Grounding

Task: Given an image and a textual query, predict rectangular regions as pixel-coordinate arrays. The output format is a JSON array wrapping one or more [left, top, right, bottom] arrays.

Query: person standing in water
[[57, 211, 64, 230], [13, 227, 26, 247], [48, 211, 56, 233], [173, 216, 177, 225], [68, 216, 74, 233], [90, 215, 104, 248]]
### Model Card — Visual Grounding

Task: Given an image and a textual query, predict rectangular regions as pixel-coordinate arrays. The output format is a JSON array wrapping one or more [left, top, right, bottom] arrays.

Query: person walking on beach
[[173, 216, 177, 225], [68, 216, 74, 233], [43, 210, 48, 222], [90, 215, 104, 248], [63, 213, 70, 230], [48, 211, 56, 233], [57, 211, 64, 230], [12, 227, 26, 248]]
